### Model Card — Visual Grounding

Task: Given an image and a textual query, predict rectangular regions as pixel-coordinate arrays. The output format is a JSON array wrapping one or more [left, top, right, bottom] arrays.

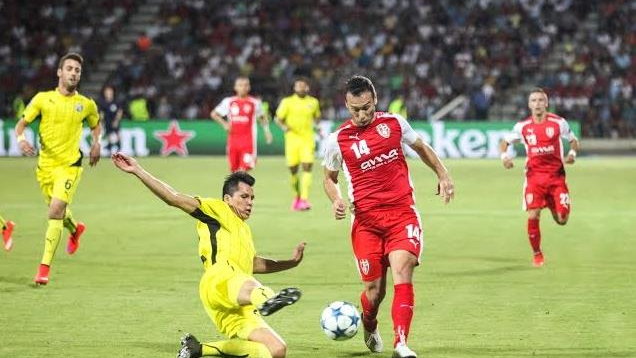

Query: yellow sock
[[300, 171, 312, 200], [250, 286, 276, 307], [290, 173, 299, 198], [63, 209, 77, 233], [41, 219, 63, 265], [0, 215, 5, 228], [202, 340, 272, 358]]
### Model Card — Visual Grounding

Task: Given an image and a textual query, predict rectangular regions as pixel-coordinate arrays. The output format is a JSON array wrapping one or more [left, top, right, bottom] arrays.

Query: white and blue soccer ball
[[320, 301, 361, 340]]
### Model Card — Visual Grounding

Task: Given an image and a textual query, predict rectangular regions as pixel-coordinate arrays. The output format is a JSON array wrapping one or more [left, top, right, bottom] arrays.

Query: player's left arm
[[86, 99, 102, 166], [256, 100, 273, 144], [409, 138, 454, 204], [561, 119, 579, 164], [396, 115, 454, 203], [253, 242, 306, 273]]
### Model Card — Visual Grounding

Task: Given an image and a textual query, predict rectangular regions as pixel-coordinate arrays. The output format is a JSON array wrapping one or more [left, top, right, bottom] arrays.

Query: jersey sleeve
[[86, 98, 100, 128], [275, 98, 288, 120], [395, 114, 418, 145], [214, 97, 231, 117], [559, 118, 577, 141], [504, 122, 523, 143], [321, 132, 343, 171], [191, 198, 227, 224], [22, 93, 44, 123]]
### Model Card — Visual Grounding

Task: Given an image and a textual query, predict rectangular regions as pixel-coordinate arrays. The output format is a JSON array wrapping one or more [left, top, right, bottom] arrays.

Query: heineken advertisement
[[0, 119, 580, 158]]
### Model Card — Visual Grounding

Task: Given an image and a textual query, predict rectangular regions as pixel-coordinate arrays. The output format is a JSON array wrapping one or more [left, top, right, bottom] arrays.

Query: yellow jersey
[[190, 198, 256, 274], [275, 94, 321, 139], [23, 89, 99, 168]]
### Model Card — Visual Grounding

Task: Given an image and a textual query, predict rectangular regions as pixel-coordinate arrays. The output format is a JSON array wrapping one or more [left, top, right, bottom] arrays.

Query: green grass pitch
[[0, 156, 634, 357]]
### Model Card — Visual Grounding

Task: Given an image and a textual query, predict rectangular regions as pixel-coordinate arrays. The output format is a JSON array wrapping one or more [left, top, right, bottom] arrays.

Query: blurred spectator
[[129, 96, 150, 121]]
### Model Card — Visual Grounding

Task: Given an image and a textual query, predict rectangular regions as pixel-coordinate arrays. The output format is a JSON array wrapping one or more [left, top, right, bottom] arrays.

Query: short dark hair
[[294, 76, 311, 86], [58, 52, 84, 69], [222, 171, 255, 197], [345, 75, 376, 98], [529, 87, 548, 97]]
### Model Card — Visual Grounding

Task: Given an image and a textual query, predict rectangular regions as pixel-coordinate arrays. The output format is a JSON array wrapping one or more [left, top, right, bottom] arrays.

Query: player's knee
[[268, 341, 287, 358], [364, 284, 385, 305], [556, 215, 568, 225]]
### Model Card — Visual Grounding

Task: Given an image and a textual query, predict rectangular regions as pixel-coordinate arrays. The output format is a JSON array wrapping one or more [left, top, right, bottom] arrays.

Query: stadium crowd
[[0, 0, 136, 121], [1, 0, 633, 138]]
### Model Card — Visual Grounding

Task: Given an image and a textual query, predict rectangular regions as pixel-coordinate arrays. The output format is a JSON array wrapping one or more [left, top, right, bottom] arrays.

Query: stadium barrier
[[0, 119, 580, 158]]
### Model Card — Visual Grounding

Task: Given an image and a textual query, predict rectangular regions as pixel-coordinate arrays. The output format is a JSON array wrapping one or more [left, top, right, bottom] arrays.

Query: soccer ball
[[320, 301, 361, 340]]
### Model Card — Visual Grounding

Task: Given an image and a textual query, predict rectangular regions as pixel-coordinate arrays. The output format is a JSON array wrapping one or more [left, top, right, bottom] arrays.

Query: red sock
[[528, 218, 541, 253], [392, 283, 414, 347], [360, 291, 379, 332]]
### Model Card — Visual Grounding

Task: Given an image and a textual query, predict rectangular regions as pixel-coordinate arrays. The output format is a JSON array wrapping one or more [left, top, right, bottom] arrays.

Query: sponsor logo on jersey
[[349, 134, 360, 140], [546, 127, 555, 138], [74, 103, 83, 112], [530, 145, 555, 155], [376, 123, 390, 138], [359, 259, 370, 275], [360, 148, 399, 171]]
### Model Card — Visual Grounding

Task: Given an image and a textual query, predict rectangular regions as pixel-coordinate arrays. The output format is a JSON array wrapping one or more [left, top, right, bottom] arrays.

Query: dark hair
[[294, 76, 311, 86], [345, 75, 376, 98], [222, 171, 255, 197], [58, 52, 84, 69], [529, 87, 548, 97]]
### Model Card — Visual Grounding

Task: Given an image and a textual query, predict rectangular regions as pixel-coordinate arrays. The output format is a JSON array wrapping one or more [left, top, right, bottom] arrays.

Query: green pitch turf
[[0, 156, 634, 357]]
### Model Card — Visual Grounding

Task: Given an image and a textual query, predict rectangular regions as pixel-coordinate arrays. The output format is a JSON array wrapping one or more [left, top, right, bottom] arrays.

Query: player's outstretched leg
[[361, 291, 383, 352], [2, 220, 15, 251], [258, 287, 301, 316], [177, 333, 202, 358]]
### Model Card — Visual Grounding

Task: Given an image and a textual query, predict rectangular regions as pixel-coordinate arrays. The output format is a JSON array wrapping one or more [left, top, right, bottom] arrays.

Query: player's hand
[[437, 174, 454, 204], [332, 198, 347, 220], [501, 154, 514, 169], [222, 121, 231, 133], [89, 142, 101, 166], [291, 242, 306, 266], [265, 131, 273, 144], [111, 152, 139, 173], [565, 153, 576, 164], [18, 139, 36, 156]]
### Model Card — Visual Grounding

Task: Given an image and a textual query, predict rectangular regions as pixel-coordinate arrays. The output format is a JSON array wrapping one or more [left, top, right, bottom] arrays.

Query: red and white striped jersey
[[214, 96, 263, 147], [323, 112, 420, 213], [505, 112, 577, 176]]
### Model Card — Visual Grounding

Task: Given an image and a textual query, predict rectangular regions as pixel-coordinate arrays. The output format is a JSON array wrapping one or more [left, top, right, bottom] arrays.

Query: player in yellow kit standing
[[112, 152, 304, 358], [14, 53, 101, 285], [275, 77, 321, 211]]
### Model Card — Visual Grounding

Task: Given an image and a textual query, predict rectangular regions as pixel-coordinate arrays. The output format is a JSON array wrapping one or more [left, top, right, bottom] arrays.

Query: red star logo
[[153, 121, 195, 156]]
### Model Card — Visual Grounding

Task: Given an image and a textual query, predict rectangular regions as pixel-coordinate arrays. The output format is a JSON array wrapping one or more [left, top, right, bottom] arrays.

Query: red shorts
[[523, 174, 571, 216], [227, 143, 255, 172], [351, 206, 423, 282]]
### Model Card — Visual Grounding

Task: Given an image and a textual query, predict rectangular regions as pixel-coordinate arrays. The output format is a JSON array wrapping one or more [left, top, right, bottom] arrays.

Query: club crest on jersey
[[359, 259, 370, 275], [376, 123, 390, 138], [74, 103, 83, 112], [230, 103, 240, 115], [526, 193, 534, 204], [546, 127, 555, 138]]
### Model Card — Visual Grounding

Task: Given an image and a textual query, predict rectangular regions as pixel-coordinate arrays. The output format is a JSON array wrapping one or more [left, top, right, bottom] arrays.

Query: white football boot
[[392, 342, 417, 358]]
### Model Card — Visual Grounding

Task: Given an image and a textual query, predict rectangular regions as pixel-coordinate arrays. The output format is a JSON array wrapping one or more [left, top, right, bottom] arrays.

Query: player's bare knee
[[556, 215, 568, 225], [364, 283, 385, 305], [48, 202, 66, 219]]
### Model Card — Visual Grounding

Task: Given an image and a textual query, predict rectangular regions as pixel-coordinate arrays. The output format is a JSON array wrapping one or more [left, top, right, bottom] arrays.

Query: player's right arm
[[210, 98, 231, 132], [111, 152, 199, 214], [274, 98, 289, 133], [14, 92, 43, 156], [321, 133, 347, 219]]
